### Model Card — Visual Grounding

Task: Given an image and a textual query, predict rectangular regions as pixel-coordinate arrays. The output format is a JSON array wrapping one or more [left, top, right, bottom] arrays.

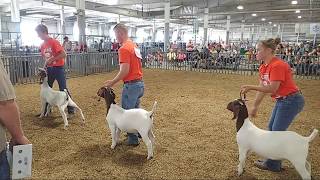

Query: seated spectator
[[177, 50, 186, 62], [167, 49, 176, 63], [156, 50, 164, 65], [308, 45, 320, 56], [146, 53, 154, 65]]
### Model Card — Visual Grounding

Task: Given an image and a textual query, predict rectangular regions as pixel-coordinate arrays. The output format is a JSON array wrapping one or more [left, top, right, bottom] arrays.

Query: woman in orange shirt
[[241, 38, 305, 172]]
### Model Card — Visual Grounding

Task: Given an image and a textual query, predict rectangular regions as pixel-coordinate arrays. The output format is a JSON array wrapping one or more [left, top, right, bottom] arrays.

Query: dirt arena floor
[[14, 69, 320, 179]]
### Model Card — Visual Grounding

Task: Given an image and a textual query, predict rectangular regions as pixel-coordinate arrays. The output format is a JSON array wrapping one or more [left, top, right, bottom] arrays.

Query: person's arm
[[244, 81, 281, 94], [0, 100, 30, 145], [105, 63, 130, 87], [46, 50, 66, 65], [104, 47, 131, 87]]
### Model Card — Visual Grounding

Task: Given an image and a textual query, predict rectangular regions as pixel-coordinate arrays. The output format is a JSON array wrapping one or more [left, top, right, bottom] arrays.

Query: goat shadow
[[27, 113, 63, 129], [225, 168, 257, 180], [68, 142, 148, 168]]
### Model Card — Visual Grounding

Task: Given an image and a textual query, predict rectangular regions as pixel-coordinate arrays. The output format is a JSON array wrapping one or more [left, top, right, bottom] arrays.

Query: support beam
[[76, 0, 86, 44], [226, 15, 230, 45], [10, 0, 20, 22], [0, 14, 2, 44], [152, 19, 156, 42], [240, 20, 245, 41], [39, 0, 149, 18], [164, 1, 170, 51], [203, 8, 209, 46], [60, 5, 66, 35]]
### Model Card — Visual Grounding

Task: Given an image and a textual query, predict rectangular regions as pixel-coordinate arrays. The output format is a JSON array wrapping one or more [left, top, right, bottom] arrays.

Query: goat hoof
[[147, 156, 153, 160], [237, 170, 244, 177], [111, 144, 116, 149]]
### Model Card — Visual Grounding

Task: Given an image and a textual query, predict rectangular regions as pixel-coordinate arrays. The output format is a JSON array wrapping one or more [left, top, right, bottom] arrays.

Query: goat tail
[[63, 89, 70, 101], [148, 101, 157, 118], [307, 129, 319, 142]]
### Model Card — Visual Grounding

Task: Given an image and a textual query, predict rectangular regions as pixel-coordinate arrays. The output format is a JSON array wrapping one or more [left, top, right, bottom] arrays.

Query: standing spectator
[[246, 48, 254, 62], [186, 40, 194, 61], [297, 43, 305, 56], [98, 39, 103, 52], [0, 57, 31, 179], [25, 46, 31, 55], [112, 39, 119, 51], [73, 41, 79, 52], [171, 41, 178, 50], [93, 41, 99, 49], [186, 40, 194, 52], [35, 24, 74, 115], [104, 24, 144, 146], [63, 36, 72, 52], [79, 42, 88, 53]]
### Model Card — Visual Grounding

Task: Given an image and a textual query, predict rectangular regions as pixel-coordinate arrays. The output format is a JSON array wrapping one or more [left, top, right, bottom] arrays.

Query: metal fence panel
[[1, 52, 119, 85], [1, 51, 318, 86], [145, 51, 319, 80]]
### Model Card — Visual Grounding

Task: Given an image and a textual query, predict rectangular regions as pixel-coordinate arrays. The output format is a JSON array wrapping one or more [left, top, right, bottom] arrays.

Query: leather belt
[[124, 78, 143, 84], [276, 90, 302, 100]]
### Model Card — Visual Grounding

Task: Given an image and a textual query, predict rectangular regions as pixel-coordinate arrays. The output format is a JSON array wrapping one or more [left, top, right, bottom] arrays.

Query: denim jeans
[[265, 93, 305, 171], [0, 149, 10, 180], [121, 81, 144, 144], [45, 66, 74, 113]]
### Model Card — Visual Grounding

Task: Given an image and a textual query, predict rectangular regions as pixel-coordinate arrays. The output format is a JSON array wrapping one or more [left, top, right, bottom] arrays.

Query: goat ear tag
[[12, 144, 32, 179]]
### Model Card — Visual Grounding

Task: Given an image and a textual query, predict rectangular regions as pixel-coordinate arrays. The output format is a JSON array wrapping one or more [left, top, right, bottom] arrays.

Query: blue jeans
[[121, 81, 144, 144], [265, 93, 305, 171], [0, 150, 10, 180], [46, 66, 74, 113]]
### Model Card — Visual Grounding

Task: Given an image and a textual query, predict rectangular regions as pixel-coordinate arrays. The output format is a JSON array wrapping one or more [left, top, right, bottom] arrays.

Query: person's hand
[[104, 80, 115, 88], [249, 106, 258, 118], [241, 85, 253, 94], [45, 57, 55, 65]]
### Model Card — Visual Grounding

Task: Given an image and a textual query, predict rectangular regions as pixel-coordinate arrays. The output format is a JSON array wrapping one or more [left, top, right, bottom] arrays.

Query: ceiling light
[[252, 13, 257, 17], [298, 15, 302, 19], [237, 5, 244, 10], [295, 10, 300, 13], [291, 1, 298, 5], [269, 21, 272, 24], [273, 24, 277, 27], [261, 18, 266, 21]]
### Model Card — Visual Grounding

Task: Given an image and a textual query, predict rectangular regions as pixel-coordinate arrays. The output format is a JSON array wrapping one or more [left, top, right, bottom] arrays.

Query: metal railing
[[1, 51, 319, 86], [144, 51, 320, 80], [1, 52, 119, 85]]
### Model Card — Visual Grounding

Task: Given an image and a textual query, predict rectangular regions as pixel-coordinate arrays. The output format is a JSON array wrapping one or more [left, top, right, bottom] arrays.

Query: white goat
[[97, 87, 157, 160], [38, 68, 85, 129], [227, 99, 318, 180]]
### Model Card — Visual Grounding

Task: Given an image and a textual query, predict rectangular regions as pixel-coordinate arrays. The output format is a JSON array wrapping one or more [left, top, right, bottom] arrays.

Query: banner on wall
[[310, 23, 320, 34]]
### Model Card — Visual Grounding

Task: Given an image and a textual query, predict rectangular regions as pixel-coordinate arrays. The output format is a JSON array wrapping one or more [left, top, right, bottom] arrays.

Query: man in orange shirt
[[36, 24, 74, 115], [105, 24, 144, 146]]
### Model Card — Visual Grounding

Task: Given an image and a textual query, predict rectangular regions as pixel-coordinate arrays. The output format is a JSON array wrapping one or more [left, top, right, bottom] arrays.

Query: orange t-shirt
[[40, 38, 65, 67], [259, 57, 298, 98], [118, 39, 143, 82]]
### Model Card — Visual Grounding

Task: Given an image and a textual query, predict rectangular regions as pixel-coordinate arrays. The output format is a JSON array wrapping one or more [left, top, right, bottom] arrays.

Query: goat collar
[[236, 104, 249, 132]]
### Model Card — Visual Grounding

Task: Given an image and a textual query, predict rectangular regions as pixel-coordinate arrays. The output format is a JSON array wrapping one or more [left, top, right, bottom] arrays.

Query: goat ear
[[232, 105, 240, 120]]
